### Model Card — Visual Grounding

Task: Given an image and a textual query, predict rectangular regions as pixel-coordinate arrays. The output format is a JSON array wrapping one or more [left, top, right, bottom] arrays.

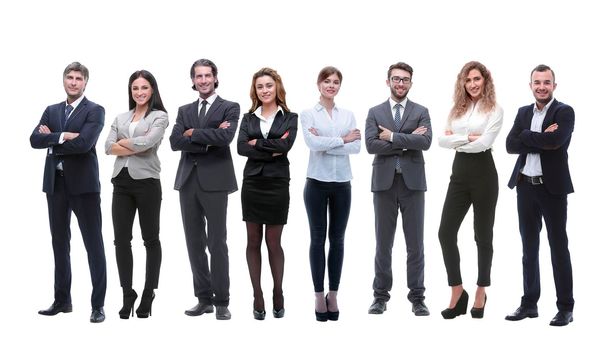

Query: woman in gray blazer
[[105, 70, 169, 319]]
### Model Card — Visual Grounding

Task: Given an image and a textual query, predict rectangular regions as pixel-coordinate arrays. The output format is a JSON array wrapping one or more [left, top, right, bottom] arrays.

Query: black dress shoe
[[412, 300, 430, 316], [549, 311, 573, 326], [38, 302, 72, 316], [215, 306, 231, 320], [90, 308, 105, 323], [505, 305, 538, 321], [368, 299, 387, 314], [185, 302, 214, 316], [442, 290, 468, 319]]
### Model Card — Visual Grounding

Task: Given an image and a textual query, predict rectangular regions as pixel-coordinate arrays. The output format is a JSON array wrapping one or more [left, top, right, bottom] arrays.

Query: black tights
[[246, 222, 284, 311]]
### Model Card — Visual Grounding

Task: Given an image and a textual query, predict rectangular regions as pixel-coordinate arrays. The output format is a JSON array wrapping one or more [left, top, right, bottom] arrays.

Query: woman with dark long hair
[[437, 61, 503, 319], [105, 70, 169, 319], [237, 67, 298, 320]]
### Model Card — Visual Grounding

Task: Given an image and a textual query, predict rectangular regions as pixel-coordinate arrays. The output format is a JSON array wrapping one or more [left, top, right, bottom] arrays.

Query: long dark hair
[[128, 70, 167, 115]]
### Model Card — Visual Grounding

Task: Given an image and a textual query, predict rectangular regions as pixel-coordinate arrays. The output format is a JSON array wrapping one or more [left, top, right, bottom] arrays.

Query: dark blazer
[[506, 99, 574, 195], [365, 99, 432, 192], [30, 97, 105, 195], [237, 110, 298, 178], [170, 96, 240, 192]]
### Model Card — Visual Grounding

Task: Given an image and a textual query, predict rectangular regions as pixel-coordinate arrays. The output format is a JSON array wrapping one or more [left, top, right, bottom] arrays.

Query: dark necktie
[[394, 104, 402, 172], [199, 100, 208, 124], [63, 104, 74, 129]]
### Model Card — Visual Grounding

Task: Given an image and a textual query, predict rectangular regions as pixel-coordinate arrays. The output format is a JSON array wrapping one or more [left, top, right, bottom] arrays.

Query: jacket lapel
[[542, 99, 559, 129], [202, 96, 223, 128], [64, 97, 87, 129], [398, 100, 414, 131]]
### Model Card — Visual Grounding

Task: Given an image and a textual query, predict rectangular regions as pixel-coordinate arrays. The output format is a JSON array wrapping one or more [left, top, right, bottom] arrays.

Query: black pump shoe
[[441, 289, 469, 319], [136, 290, 155, 318], [471, 294, 487, 319], [119, 290, 138, 319]]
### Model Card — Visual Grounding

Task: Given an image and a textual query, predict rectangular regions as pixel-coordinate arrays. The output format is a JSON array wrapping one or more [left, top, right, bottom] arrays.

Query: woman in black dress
[[237, 67, 297, 320]]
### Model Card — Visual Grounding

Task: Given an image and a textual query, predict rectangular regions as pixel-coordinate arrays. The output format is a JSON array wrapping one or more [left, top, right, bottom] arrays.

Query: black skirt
[[241, 176, 290, 225]]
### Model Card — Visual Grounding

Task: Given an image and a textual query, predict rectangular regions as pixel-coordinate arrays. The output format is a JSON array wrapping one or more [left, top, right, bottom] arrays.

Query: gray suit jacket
[[365, 99, 432, 192], [170, 96, 240, 192], [105, 109, 169, 179]]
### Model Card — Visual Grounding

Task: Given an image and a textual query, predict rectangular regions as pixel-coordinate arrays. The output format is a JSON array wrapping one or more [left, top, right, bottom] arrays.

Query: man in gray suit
[[365, 62, 432, 316], [170, 59, 239, 320]]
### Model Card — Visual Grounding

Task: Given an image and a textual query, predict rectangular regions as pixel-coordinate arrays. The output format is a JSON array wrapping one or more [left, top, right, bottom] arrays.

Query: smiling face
[[255, 75, 277, 106], [530, 70, 557, 107], [318, 73, 341, 99], [387, 68, 412, 102], [63, 70, 87, 102], [192, 65, 217, 99], [465, 68, 485, 102], [130, 77, 153, 108]]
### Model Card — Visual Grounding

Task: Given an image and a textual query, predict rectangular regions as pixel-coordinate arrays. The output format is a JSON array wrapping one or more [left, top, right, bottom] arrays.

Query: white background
[[1, 0, 604, 348]]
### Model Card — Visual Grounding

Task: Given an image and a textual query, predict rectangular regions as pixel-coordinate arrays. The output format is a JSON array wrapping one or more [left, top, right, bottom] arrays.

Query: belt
[[521, 174, 543, 185]]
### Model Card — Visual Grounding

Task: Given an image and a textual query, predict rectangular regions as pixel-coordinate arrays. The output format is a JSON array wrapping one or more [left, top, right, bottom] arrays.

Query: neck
[[262, 102, 278, 113], [392, 95, 406, 103], [135, 104, 148, 115], [319, 96, 335, 110], [66, 95, 80, 104], [200, 92, 214, 100]]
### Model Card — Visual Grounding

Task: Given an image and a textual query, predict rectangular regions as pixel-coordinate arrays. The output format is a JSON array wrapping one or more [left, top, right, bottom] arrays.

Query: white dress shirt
[[300, 103, 360, 182], [198, 93, 218, 114], [438, 103, 504, 153], [522, 98, 555, 176], [253, 106, 283, 139]]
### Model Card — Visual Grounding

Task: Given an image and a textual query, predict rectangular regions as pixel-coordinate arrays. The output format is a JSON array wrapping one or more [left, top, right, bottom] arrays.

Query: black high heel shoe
[[441, 289, 468, 319], [119, 289, 138, 319], [253, 297, 266, 320], [471, 294, 487, 319], [273, 293, 285, 318], [326, 295, 339, 321], [136, 290, 155, 318]]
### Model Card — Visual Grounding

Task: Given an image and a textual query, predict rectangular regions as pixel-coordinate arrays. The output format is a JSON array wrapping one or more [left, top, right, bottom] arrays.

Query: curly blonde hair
[[449, 61, 496, 120]]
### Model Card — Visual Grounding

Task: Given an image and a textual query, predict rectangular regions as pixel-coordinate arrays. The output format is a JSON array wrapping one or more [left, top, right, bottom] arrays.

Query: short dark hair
[[190, 58, 218, 90], [63, 62, 89, 81], [387, 62, 413, 79], [128, 70, 167, 115], [531, 64, 555, 82], [317, 66, 343, 85]]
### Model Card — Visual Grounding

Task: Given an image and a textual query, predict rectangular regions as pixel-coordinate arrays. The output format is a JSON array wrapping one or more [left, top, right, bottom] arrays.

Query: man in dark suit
[[170, 59, 239, 320], [365, 62, 432, 316], [505, 64, 575, 326], [30, 62, 107, 323]]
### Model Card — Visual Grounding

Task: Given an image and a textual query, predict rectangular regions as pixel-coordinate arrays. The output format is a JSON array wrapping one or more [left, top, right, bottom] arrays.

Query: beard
[[390, 86, 408, 102], [534, 92, 553, 106]]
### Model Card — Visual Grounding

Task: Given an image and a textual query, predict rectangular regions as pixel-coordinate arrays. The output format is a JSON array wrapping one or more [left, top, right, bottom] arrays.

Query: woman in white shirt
[[300, 67, 361, 321], [105, 70, 169, 319], [437, 62, 503, 319]]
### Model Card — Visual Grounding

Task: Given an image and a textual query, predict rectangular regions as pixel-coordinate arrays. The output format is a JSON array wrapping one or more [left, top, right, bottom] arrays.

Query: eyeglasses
[[390, 76, 411, 84]]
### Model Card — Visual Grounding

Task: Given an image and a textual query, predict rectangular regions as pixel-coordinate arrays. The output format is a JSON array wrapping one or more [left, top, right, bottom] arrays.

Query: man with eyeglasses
[[365, 62, 432, 316]]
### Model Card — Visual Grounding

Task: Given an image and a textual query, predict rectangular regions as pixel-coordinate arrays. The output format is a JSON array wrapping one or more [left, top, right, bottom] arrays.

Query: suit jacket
[[105, 109, 169, 179], [365, 99, 432, 192], [237, 110, 298, 178], [170, 96, 240, 192], [30, 97, 105, 195], [506, 99, 574, 195]]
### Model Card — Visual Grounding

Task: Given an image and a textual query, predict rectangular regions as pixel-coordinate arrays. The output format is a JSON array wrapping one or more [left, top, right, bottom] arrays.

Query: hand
[[281, 130, 289, 139], [378, 125, 392, 141], [468, 133, 480, 142], [444, 130, 453, 136], [183, 128, 194, 137], [343, 128, 361, 143], [63, 132, 80, 140], [248, 139, 257, 146], [544, 123, 558, 133], [308, 127, 319, 136], [412, 126, 427, 135], [38, 125, 51, 134], [218, 121, 230, 129]]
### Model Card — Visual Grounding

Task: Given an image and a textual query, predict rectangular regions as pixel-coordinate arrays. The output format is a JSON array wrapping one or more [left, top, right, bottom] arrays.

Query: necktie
[[394, 104, 402, 172], [199, 100, 208, 124], [63, 104, 74, 129]]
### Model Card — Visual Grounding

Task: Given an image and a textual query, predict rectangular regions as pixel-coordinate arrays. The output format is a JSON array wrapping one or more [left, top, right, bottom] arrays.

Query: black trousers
[[179, 171, 230, 306], [111, 168, 162, 290], [516, 179, 574, 312], [438, 151, 498, 287], [46, 173, 107, 308], [303, 178, 351, 293]]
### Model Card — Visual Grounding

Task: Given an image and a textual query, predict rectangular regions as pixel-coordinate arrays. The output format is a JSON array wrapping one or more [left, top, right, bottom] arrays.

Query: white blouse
[[438, 103, 503, 153], [300, 103, 361, 182], [253, 106, 283, 139]]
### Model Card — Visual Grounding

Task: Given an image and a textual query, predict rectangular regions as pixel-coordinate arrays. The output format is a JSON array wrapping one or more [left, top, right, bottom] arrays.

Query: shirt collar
[[534, 98, 554, 114], [314, 102, 339, 113], [254, 106, 283, 121], [389, 97, 408, 110], [199, 93, 218, 107], [66, 94, 85, 110]]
